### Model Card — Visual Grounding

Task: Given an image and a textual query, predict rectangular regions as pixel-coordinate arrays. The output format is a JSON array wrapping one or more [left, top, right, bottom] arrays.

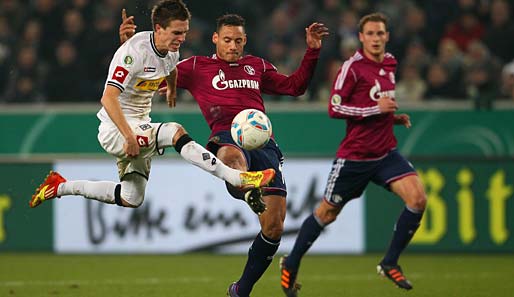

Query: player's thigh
[[207, 131, 248, 170], [259, 194, 286, 239], [98, 121, 159, 159], [324, 158, 375, 207], [390, 175, 426, 210], [250, 139, 287, 197]]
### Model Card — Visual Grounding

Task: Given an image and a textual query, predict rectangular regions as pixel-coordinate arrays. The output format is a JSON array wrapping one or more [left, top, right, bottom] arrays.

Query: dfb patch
[[202, 153, 211, 161]]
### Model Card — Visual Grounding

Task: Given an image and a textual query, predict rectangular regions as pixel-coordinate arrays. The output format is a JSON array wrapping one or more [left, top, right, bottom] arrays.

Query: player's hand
[[394, 113, 411, 128], [377, 96, 398, 113], [124, 135, 140, 157], [119, 9, 136, 45], [305, 22, 329, 49], [158, 86, 167, 96], [166, 88, 177, 108]]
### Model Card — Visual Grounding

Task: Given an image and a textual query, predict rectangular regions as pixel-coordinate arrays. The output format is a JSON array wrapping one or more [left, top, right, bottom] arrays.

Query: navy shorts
[[324, 149, 417, 206], [207, 131, 286, 197]]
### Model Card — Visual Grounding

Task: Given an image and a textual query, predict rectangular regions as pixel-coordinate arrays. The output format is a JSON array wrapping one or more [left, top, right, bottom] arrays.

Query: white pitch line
[[1, 272, 499, 287]]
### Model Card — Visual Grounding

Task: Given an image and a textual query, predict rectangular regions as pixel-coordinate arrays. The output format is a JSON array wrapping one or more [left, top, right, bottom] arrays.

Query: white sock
[[180, 141, 242, 186], [57, 180, 117, 204]]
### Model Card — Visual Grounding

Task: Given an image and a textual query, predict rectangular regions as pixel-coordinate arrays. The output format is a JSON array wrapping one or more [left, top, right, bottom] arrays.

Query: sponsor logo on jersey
[[124, 55, 134, 65], [144, 67, 156, 72], [112, 66, 129, 84], [134, 77, 165, 91], [139, 124, 152, 131], [212, 69, 259, 91], [136, 135, 149, 147], [369, 80, 395, 101], [244, 65, 255, 75]]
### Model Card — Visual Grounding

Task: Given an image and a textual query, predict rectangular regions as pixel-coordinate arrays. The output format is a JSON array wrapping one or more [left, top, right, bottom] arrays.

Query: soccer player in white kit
[[29, 0, 274, 209]]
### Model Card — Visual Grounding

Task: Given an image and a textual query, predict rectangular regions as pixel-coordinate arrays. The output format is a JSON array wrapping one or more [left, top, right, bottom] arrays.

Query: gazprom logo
[[212, 69, 260, 91], [369, 80, 395, 101], [212, 69, 228, 90]]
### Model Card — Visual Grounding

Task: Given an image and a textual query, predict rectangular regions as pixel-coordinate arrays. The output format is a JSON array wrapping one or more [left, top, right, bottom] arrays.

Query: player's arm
[[101, 85, 139, 157], [328, 66, 397, 120], [260, 23, 328, 96], [165, 68, 177, 108], [119, 9, 136, 45]]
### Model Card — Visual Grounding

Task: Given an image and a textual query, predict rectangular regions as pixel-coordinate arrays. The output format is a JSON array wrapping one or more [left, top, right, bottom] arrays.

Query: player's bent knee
[[157, 122, 183, 148], [315, 200, 341, 224], [412, 193, 427, 211], [262, 222, 284, 240], [120, 174, 147, 207]]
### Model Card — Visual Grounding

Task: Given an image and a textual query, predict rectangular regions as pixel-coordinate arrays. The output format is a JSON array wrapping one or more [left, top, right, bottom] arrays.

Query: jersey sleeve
[[105, 43, 142, 92], [176, 56, 195, 90], [260, 48, 320, 96], [328, 61, 380, 120]]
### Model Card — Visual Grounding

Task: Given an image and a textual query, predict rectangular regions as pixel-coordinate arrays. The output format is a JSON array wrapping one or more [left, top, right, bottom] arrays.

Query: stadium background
[[0, 0, 513, 296]]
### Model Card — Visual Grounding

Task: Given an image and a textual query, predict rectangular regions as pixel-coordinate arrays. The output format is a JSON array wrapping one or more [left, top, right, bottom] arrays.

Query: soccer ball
[[231, 109, 272, 150]]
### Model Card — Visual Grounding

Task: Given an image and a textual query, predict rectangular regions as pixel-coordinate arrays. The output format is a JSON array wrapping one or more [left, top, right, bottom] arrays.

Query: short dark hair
[[358, 12, 389, 32], [151, 0, 191, 31], [216, 14, 245, 32]]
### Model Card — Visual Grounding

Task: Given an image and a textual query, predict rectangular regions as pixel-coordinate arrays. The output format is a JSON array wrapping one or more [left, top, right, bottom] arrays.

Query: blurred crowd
[[1, 0, 514, 105]]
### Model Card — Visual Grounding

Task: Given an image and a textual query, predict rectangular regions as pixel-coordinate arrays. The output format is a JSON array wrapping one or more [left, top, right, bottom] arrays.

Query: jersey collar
[[151, 33, 167, 58], [211, 54, 241, 67]]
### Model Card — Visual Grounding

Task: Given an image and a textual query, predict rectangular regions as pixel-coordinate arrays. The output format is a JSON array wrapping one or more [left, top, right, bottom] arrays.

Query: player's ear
[[242, 34, 247, 46], [212, 32, 218, 44]]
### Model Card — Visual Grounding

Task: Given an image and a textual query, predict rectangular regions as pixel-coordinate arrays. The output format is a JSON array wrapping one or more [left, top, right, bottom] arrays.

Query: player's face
[[359, 21, 389, 62], [212, 25, 247, 62], [155, 19, 189, 52]]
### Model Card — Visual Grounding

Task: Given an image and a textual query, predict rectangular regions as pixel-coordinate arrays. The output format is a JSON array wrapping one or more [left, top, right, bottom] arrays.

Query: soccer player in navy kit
[[178, 15, 328, 297], [120, 12, 328, 297], [279, 13, 427, 295]]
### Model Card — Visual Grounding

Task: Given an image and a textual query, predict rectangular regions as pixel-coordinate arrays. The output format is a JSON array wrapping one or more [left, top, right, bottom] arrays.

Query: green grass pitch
[[1, 253, 513, 297]]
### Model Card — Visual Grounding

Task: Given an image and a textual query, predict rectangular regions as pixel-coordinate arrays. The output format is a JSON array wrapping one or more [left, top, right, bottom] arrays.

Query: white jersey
[[97, 31, 180, 123]]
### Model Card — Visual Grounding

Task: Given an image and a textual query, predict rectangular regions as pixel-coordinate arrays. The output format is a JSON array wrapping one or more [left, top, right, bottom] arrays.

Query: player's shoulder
[[124, 31, 153, 52], [383, 52, 397, 65], [124, 31, 150, 47], [177, 55, 211, 68], [241, 54, 267, 64], [340, 51, 365, 73]]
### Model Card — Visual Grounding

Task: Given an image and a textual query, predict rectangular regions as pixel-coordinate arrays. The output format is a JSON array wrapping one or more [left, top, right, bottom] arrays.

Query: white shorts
[[98, 121, 161, 179]]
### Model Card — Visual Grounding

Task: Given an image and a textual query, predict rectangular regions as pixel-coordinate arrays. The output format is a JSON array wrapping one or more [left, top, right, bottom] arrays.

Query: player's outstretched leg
[[377, 263, 413, 290], [280, 255, 301, 297], [29, 171, 66, 208]]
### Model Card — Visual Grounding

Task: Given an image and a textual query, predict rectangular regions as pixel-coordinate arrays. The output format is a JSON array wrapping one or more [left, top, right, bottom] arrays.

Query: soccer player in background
[[29, 0, 274, 210], [120, 12, 328, 297], [279, 13, 427, 296]]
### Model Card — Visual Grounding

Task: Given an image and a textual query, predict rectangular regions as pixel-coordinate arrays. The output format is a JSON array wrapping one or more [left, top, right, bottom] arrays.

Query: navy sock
[[382, 207, 423, 266], [285, 214, 324, 272], [237, 232, 280, 297]]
